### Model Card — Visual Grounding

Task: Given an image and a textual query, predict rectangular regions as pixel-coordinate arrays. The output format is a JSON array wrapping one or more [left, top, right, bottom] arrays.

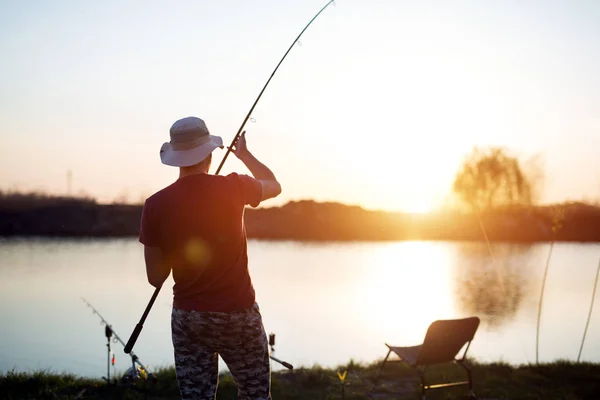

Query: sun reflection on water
[[357, 241, 456, 346]]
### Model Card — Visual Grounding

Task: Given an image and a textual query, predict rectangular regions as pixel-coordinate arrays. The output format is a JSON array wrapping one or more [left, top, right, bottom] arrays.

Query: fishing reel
[[269, 333, 276, 349], [121, 365, 158, 385]]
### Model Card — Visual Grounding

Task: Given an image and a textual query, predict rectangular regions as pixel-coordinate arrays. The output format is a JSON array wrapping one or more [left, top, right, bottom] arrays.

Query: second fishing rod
[[124, 0, 336, 358], [82, 298, 156, 382]]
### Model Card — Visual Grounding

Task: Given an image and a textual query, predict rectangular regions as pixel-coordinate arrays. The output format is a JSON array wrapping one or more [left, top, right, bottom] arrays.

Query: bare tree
[[452, 147, 540, 211]]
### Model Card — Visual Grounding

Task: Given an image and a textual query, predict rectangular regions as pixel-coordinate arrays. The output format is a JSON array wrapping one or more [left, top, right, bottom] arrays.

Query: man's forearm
[[145, 246, 171, 288], [238, 151, 278, 181]]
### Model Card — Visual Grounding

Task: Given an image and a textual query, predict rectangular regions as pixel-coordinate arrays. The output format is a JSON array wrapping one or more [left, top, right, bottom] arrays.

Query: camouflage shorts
[[171, 303, 271, 400]]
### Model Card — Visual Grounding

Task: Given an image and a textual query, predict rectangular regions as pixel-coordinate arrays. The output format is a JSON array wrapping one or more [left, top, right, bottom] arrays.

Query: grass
[[2, 360, 600, 399]]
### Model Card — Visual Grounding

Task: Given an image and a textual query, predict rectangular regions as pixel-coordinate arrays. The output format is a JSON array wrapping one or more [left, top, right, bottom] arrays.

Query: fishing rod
[[124, 0, 336, 355], [81, 298, 157, 382]]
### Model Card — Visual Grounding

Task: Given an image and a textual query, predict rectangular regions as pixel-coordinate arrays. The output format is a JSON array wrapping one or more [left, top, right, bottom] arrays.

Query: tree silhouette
[[452, 147, 539, 211]]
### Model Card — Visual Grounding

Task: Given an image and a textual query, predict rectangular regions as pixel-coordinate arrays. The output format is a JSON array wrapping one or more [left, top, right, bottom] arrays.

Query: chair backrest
[[415, 317, 480, 366]]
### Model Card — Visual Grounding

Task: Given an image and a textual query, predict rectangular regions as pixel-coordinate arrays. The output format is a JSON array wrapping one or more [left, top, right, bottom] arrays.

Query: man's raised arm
[[232, 131, 281, 201]]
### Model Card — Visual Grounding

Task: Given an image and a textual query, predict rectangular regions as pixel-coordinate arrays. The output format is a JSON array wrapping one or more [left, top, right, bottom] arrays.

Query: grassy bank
[[2, 360, 600, 399]]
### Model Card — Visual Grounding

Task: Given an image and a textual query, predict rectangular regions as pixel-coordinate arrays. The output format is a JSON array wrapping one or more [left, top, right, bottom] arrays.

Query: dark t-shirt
[[139, 172, 262, 312]]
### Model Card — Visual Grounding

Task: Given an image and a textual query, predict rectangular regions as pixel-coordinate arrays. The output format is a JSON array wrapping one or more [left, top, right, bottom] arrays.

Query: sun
[[392, 196, 436, 214], [365, 193, 436, 215], [404, 200, 434, 214]]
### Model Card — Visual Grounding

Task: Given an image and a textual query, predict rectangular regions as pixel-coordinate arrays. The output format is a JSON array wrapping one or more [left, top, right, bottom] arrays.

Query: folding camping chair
[[373, 317, 480, 400]]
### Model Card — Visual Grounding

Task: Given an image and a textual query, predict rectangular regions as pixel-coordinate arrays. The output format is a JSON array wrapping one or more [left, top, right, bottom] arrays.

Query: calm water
[[0, 238, 599, 378]]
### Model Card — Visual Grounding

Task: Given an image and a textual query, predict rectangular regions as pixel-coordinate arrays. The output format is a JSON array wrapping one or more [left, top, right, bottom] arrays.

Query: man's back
[[139, 172, 262, 312]]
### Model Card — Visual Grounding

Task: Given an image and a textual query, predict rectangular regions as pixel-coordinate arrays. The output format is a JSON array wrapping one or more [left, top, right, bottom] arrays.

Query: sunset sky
[[1, 0, 599, 212]]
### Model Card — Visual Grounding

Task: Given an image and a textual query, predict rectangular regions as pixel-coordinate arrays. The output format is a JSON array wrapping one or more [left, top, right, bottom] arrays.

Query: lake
[[0, 238, 599, 379]]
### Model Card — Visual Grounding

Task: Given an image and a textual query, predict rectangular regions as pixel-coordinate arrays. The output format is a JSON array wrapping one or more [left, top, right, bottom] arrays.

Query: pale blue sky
[[1, 0, 599, 211]]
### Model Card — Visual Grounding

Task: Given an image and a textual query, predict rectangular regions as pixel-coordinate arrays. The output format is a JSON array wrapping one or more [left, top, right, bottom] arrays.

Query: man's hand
[[229, 130, 281, 201], [231, 131, 250, 159]]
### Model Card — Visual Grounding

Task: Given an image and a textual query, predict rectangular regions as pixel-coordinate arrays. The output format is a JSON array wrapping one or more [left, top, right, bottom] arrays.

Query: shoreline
[[1, 197, 599, 243]]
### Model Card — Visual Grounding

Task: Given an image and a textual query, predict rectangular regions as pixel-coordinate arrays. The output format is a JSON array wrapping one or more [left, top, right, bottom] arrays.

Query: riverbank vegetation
[[2, 360, 600, 399], [2, 147, 598, 242], [1, 190, 599, 242]]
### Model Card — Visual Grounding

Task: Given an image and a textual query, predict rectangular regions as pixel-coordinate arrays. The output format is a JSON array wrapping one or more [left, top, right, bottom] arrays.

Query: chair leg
[[372, 349, 392, 389], [458, 361, 476, 399], [419, 367, 426, 400]]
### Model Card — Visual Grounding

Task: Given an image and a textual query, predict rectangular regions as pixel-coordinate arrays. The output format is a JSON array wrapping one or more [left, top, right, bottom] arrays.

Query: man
[[139, 116, 281, 399]]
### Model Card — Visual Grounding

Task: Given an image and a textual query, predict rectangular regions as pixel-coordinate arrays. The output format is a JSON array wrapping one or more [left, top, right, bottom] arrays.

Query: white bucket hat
[[160, 116, 224, 167]]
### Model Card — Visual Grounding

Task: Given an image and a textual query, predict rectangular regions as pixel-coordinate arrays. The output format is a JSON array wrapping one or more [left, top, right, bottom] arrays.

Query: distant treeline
[[0, 192, 599, 242]]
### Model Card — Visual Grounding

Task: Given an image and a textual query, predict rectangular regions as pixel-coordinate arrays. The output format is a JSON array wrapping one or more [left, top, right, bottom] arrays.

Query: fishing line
[[475, 208, 506, 296]]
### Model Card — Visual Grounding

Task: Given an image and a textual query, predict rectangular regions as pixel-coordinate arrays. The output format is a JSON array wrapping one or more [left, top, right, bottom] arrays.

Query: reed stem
[[536, 241, 554, 364], [577, 258, 600, 362]]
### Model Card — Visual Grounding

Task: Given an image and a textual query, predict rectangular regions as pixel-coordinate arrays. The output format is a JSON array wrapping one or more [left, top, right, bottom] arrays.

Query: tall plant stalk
[[475, 208, 505, 295], [577, 258, 600, 362], [536, 207, 564, 364], [536, 241, 554, 364]]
